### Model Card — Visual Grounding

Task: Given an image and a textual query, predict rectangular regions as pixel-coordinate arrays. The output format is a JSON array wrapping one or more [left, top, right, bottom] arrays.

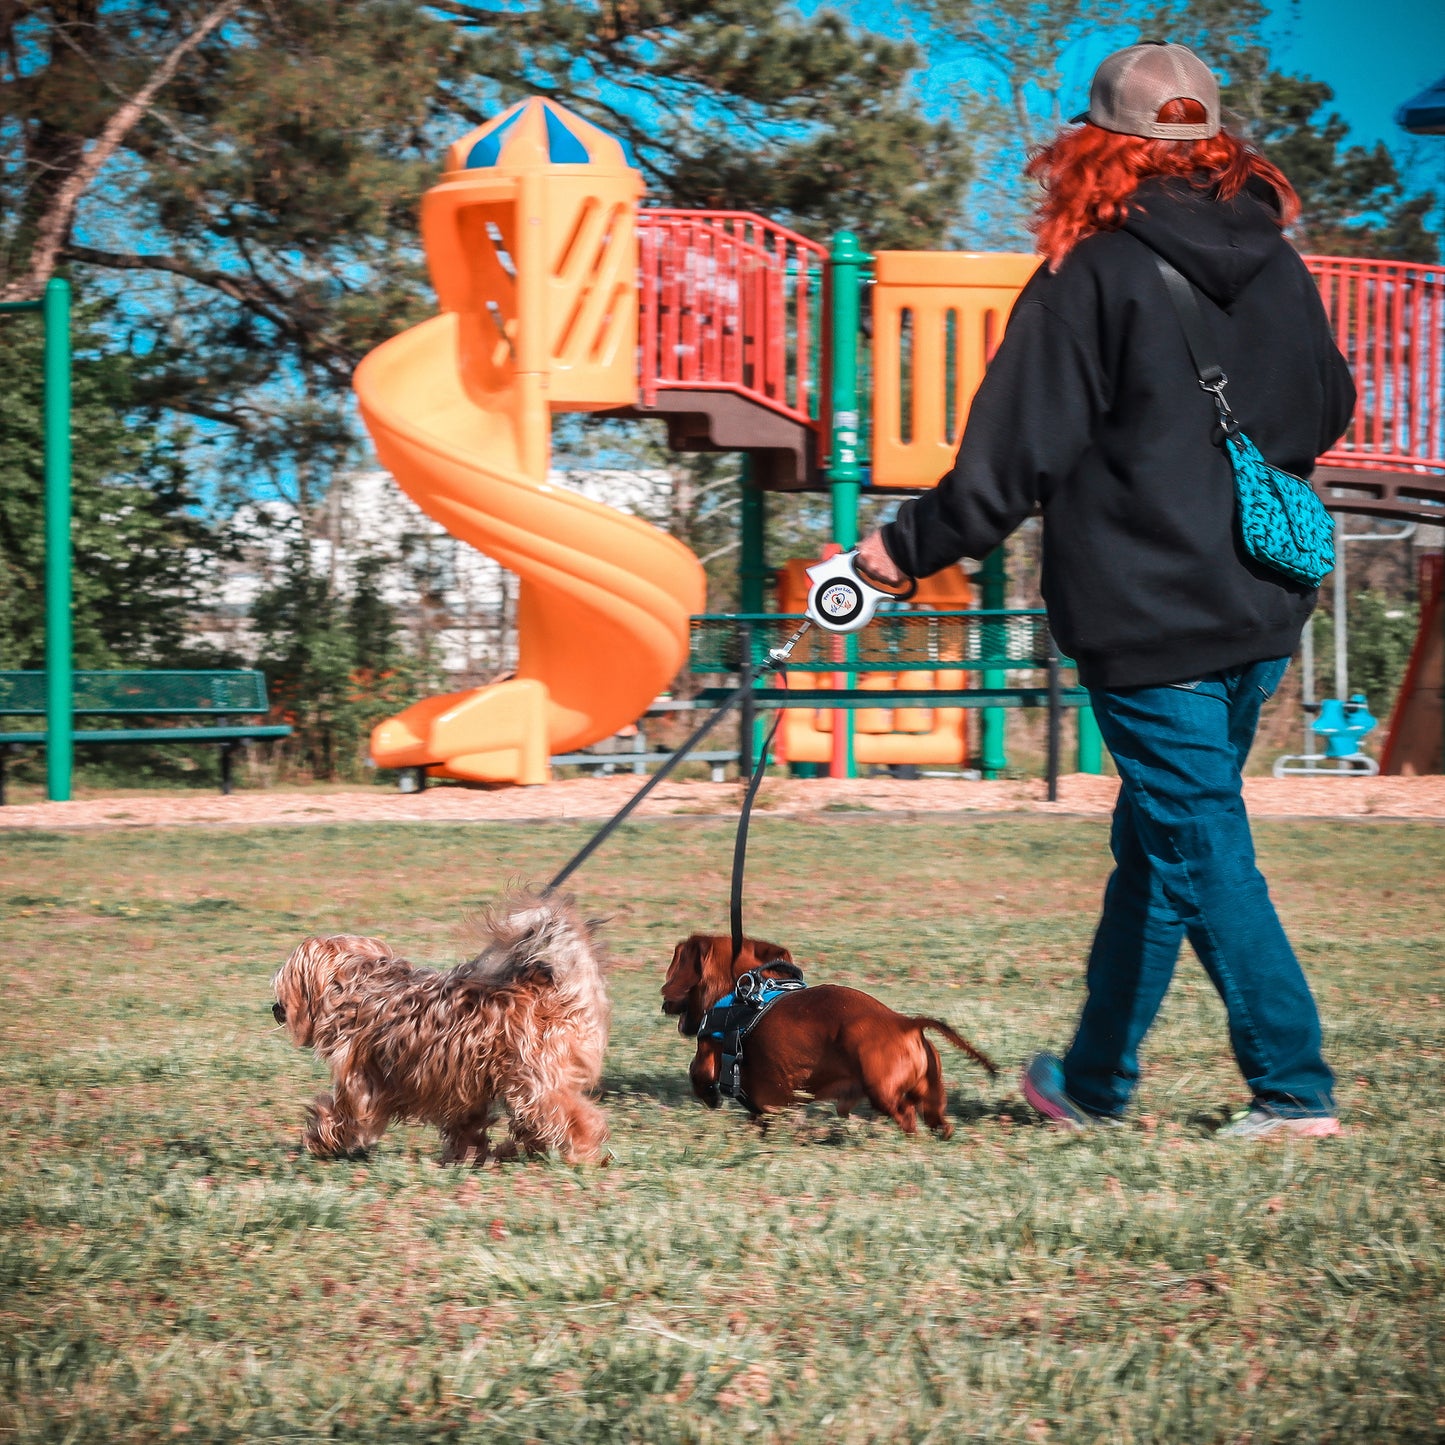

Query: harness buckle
[[710, 967, 808, 1106]]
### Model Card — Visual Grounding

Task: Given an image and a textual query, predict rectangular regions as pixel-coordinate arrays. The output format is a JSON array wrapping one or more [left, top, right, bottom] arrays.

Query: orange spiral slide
[[354, 100, 705, 785]]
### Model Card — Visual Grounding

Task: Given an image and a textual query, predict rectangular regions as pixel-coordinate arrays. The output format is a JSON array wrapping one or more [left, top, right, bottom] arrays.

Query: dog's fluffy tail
[[463, 890, 605, 987], [915, 1018, 998, 1076]]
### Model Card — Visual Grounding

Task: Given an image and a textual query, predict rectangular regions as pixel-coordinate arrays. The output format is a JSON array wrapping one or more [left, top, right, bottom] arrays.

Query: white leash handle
[[804, 550, 917, 633]]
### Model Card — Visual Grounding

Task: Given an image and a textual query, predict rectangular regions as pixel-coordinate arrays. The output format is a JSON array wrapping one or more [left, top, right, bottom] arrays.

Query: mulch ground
[[2, 773, 1443, 829]]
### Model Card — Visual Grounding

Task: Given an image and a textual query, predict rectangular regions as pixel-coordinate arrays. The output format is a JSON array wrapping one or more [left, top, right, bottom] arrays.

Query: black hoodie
[[881, 176, 1357, 690]]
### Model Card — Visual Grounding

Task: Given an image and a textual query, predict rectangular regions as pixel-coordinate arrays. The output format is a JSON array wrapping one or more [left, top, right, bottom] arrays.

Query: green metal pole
[[739, 456, 766, 613], [978, 545, 1007, 778], [43, 277, 73, 803], [737, 456, 768, 765], [828, 231, 865, 780], [1076, 704, 1103, 774]]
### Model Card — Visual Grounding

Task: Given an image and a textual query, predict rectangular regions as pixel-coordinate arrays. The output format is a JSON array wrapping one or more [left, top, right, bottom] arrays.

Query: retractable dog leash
[[802, 550, 917, 631], [546, 550, 916, 929]]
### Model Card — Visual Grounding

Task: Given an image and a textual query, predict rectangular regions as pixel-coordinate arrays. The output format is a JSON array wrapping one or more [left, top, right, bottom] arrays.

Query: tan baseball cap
[[1073, 41, 1221, 140]]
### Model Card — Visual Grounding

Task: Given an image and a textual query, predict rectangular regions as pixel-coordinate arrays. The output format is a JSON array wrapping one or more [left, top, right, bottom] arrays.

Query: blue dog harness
[[697, 964, 807, 1108]]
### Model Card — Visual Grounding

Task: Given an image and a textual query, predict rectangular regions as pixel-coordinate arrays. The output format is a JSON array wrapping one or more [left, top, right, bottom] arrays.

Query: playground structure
[[1381, 554, 1445, 774], [1274, 693, 1381, 777], [771, 560, 977, 768], [351, 96, 1445, 788], [355, 101, 705, 787], [9, 98, 1445, 800]]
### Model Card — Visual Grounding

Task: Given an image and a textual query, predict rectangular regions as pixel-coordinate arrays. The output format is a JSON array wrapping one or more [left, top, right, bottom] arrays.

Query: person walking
[[856, 41, 1355, 1138]]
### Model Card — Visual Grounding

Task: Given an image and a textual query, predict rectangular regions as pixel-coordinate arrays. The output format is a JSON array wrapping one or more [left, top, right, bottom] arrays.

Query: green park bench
[[0, 669, 292, 804]]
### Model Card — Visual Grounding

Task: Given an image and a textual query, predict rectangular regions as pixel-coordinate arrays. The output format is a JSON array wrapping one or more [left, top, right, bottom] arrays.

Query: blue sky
[[800, 1, 1443, 162], [1265, 0, 1444, 150], [791, 0, 1445, 242]]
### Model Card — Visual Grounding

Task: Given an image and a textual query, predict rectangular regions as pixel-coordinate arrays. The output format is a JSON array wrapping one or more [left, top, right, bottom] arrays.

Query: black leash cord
[[729, 701, 785, 962], [546, 681, 753, 894], [545, 620, 810, 897]]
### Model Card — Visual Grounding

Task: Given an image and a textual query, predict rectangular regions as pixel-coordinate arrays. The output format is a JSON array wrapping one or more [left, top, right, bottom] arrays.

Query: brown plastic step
[[1313, 466, 1445, 525], [617, 391, 822, 491]]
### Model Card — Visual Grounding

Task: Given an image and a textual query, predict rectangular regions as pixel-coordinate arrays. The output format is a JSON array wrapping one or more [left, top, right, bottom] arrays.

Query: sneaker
[[1020, 1053, 1124, 1130], [1215, 1106, 1341, 1140]]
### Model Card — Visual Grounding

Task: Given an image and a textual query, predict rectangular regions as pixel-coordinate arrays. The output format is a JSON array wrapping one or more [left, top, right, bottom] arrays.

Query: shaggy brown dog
[[661, 934, 996, 1137], [272, 894, 609, 1164]]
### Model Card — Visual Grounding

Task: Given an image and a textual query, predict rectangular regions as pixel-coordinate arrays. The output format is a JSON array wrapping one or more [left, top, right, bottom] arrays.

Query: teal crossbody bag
[[1155, 256, 1335, 588]]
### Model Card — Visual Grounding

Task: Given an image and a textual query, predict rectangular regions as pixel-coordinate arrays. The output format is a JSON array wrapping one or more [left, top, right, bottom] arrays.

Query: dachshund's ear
[[664, 935, 706, 993], [698, 936, 741, 1000]]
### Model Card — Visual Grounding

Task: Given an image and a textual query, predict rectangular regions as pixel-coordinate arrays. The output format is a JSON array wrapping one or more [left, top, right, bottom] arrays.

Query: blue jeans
[[1062, 657, 1336, 1119]]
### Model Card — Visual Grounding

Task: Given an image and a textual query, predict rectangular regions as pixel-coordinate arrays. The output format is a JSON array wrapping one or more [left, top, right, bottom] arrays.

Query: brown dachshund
[[661, 934, 997, 1137]]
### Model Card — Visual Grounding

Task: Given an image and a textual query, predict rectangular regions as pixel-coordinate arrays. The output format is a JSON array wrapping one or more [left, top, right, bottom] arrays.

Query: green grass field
[[1, 816, 1441, 1443]]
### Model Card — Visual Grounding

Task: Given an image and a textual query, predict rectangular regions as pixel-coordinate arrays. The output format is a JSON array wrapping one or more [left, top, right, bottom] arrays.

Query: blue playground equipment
[[1273, 693, 1379, 777]]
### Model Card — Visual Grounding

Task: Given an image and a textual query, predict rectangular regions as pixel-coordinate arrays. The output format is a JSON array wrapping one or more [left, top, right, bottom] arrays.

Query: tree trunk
[[1, 0, 241, 303]]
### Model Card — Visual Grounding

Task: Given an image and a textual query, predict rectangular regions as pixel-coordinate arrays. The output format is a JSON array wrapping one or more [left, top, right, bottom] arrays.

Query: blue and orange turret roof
[[444, 98, 631, 174]]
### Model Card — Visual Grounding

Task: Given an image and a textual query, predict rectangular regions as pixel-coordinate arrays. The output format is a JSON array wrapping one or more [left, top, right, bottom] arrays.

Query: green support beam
[[738, 457, 766, 614], [2, 281, 72, 802], [43, 278, 73, 802], [828, 231, 866, 780], [737, 456, 768, 765], [1077, 704, 1104, 774], [977, 546, 1008, 778]]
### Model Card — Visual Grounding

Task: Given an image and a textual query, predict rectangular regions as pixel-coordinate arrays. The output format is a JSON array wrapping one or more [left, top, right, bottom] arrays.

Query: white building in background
[[201, 467, 676, 680]]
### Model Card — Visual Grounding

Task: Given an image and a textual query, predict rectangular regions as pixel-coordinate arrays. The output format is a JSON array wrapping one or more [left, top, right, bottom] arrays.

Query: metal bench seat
[[0, 669, 292, 803], [552, 748, 739, 782]]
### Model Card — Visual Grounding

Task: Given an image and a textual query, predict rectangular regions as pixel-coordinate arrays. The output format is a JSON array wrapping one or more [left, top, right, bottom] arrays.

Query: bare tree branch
[[1, 0, 242, 302], [423, 1, 517, 26], [64, 242, 272, 309], [61, 243, 362, 373]]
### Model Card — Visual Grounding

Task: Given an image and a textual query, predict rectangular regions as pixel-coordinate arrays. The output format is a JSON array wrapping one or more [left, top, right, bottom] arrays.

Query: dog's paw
[[302, 1134, 371, 1162], [302, 1093, 373, 1159]]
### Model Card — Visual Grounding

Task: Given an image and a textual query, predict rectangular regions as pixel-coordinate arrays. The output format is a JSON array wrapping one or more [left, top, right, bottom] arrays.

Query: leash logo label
[[819, 581, 861, 619]]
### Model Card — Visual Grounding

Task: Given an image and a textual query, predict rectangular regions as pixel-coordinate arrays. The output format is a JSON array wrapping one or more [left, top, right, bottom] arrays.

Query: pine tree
[[1227, 74, 1438, 262], [2, 0, 970, 497], [903, 0, 1274, 245], [0, 304, 218, 670], [904, 0, 1437, 261]]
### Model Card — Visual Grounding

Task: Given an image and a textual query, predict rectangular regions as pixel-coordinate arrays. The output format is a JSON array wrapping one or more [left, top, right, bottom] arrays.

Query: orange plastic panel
[[772, 558, 974, 764], [854, 673, 896, 734], [870, 251, 1040, 490], [775, 671, 970, 767], [892, 670, 935, 733]]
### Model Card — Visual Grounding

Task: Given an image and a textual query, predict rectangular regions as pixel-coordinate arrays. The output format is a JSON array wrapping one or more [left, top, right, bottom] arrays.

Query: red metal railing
[[634, 223, 1445, 477], [1308, 255, 1445, 474], [637, 210, 827, 426]]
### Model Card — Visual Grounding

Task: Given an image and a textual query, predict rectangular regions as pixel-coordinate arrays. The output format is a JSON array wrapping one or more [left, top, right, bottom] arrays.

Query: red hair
[[1026, 99, 1300, 269]]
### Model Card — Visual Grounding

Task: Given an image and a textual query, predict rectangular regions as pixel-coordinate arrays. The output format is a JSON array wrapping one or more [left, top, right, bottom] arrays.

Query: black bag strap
[[1153, 255, 1237, 431]]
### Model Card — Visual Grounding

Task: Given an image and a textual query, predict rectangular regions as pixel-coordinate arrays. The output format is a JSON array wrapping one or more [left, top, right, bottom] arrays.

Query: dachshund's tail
[[915, 1018, 998, 1077]]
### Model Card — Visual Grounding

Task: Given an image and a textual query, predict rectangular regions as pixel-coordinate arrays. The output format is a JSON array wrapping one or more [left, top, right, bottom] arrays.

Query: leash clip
[[767, 619, 812, 668], [735, 969, 763, 1003]]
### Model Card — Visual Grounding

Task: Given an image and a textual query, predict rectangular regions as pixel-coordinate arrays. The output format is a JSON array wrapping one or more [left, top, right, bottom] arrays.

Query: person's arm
[[872, 296, 1107, 579]]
